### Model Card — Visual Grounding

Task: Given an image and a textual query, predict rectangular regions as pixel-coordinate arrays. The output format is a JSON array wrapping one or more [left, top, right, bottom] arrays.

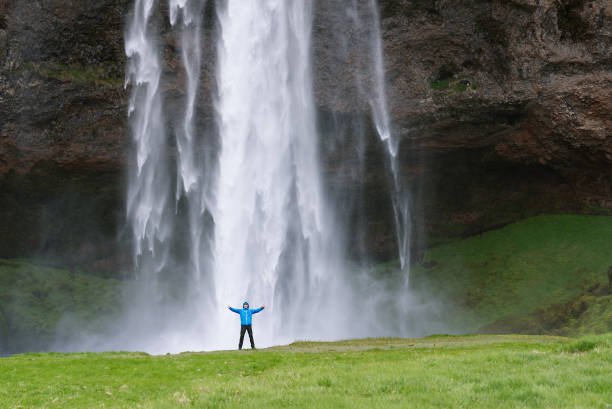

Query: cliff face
[[0, 0, 129, 270], [0, 0, 610, 269], [377, 0, 611, 248]]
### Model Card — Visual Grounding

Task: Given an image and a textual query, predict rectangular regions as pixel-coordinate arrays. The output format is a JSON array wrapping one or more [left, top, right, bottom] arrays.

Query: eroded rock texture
[[377, 0, 611, 248], [0, 0, 610, 270]]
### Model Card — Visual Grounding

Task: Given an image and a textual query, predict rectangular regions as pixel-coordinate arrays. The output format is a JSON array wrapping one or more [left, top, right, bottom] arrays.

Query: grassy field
[[1, 334, 610, 408], [408, 215, 612, 334]]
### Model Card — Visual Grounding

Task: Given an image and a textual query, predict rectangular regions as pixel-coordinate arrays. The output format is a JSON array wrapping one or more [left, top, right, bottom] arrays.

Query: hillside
[[409, 214, 612, 335]]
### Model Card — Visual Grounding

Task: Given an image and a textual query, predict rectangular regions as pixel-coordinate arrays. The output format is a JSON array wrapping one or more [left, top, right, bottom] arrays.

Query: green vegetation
[[0, 260, 120, 352], [430, 79, 449, 90], [411, 215, 612, 334], [452, 80, 469, 92], [1, 334, 610, 408], [15, 62, 123, 87]]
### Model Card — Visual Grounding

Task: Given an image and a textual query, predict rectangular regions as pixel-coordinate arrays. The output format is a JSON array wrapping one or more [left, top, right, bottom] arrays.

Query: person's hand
[[262, 305, 266, 309], [227, 305, 231, 308]]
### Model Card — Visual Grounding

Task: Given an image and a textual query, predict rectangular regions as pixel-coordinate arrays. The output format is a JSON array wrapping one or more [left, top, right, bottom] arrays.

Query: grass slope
[[0, 260, 120, 352], [410, 215, 612, 334], [1, 334, 610, 408]]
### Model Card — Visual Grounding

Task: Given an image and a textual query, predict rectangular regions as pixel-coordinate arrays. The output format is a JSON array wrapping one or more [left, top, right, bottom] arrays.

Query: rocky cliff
[[0, 0, 610, 270], [0, 0, 129, 271], [377, 0, 611, 250]]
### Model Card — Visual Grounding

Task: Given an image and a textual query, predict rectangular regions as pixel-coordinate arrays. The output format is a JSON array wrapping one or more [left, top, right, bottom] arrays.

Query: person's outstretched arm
[[228, 305, 240, 313], [252, 305, 265, 314]]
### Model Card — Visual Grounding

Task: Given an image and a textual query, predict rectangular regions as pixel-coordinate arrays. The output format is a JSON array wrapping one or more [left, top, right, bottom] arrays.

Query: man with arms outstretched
[[228, 301, 265, 350]]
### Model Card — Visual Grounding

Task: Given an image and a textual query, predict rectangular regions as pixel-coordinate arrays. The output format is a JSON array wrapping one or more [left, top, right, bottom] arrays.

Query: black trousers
[[239, 325, 255, 349]]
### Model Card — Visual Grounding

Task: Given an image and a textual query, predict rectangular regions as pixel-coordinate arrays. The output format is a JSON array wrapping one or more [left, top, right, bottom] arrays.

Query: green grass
[[411, 215, 612, 333], [15, 62, 123, 87], [430, 79, 450, 90], [0, 334, 610, 408], [0, 260, 120, 351]]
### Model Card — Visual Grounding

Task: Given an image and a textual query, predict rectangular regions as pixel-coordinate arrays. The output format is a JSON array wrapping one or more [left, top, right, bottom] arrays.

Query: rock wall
[[377, 0, 611, 249], [0, 0, 129, 271], [0, 0, 610, 270]]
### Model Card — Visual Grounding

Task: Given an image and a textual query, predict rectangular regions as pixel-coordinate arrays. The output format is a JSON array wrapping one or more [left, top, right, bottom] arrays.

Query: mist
[[46, 0, 445, 354]]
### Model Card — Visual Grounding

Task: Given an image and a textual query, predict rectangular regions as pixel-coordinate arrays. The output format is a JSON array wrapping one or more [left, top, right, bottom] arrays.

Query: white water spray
[[210, 0, 353, 347], [169, 0, 212, 302], [125, 0, 171, 282], [114, 0, 424, 353]]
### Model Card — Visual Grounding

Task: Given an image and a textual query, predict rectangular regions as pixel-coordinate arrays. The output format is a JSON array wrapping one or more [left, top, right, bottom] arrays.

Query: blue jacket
[[229, 306, 264, 325]]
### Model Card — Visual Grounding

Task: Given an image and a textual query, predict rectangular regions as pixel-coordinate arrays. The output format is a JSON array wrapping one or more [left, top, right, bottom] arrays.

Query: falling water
[[341, 0, 411, 282], [124, 0, 171, 288], [210, 0, 353, 347], [116, 0, 423, 353], [365, 0, 411, 284], [168, 0, 213, 301]]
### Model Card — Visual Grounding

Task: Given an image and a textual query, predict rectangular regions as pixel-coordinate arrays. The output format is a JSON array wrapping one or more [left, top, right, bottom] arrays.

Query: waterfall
[[119, 0, 418, 353], [169, 0, 213, 302], [210, 0, 355, 347], [366, 0, 411, 284], [340, 0, 411, 282], [124, 0, 172, 288]]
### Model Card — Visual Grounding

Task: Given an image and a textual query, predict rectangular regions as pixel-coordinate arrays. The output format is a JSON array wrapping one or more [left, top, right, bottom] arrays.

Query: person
[[227, 301, 265, 350]]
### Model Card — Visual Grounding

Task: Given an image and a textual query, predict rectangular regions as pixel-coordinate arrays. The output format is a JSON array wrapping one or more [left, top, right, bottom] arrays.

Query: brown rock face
[[376, 0, 612, 251], [0, 0, 610, 270], [0, 0, 129, 270], [1, 0, 128, 175]]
